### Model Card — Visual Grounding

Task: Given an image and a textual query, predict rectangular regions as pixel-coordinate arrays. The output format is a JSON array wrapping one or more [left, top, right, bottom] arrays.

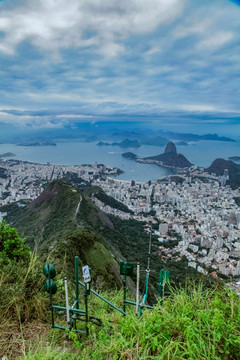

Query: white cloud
[[198, 31, 234, 49], [180, 104, 217, 112], [145, 46, 161, 56], [0, 0, 184, 57], [173, 20, 211, 39], [56, 114, 93, 118]]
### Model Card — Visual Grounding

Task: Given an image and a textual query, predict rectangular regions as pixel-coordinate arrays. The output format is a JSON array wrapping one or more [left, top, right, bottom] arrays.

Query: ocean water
[[0, 140, 239, 182]]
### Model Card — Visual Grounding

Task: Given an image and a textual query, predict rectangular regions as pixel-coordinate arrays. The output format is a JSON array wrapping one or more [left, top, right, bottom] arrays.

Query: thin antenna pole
[[144, 224, 152, 305], [75, 256, 79, 310]]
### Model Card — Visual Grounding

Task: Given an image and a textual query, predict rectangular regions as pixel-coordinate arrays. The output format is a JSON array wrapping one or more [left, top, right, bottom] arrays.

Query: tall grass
[[20, 282, 240, 360], [0, 254, 49, 323], [1, 253, 240, 359]]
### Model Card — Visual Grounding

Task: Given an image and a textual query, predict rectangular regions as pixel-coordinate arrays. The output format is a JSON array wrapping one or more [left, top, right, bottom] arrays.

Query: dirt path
[[74, 194, 82, 221]]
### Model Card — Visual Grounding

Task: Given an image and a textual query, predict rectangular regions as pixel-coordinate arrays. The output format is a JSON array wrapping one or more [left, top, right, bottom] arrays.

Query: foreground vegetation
[[1, 218, 240, 359], [1, 252, 240, 359]]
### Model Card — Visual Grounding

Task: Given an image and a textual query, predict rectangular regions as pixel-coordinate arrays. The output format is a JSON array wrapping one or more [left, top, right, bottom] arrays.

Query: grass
[[1, 251, 240, 360]]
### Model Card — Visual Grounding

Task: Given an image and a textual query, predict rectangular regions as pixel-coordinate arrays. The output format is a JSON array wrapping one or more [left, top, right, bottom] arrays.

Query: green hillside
[[1, 180, 122, 288], [1, 180, 203, 296]]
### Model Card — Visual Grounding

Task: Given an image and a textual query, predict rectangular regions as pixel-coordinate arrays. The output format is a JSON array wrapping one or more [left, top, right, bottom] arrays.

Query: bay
[[0, 140, 239, 182]]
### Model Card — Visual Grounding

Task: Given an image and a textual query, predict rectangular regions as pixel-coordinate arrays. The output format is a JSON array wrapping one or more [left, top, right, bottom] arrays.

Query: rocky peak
[[164, 142, 177, 154]]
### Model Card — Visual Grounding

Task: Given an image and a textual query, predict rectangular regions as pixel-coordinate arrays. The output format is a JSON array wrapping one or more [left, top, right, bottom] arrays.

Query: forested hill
[[1, 179, 203, 296], [1, 180, 123, 288]]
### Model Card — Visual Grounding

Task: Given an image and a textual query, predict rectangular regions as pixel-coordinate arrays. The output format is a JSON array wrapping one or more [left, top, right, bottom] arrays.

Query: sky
[[0, 0, 240, 135]]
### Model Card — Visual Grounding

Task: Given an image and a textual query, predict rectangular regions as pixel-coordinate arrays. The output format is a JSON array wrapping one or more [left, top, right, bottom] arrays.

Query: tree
[[0, 220, 30, 263]]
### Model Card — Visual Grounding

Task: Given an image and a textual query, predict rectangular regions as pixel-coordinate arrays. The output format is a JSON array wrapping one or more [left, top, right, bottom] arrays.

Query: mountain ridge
[[2, 180, 123, 288]]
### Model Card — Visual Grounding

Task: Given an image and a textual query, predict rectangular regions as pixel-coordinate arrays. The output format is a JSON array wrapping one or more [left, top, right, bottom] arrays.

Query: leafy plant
[[0, 220, 30, 263]]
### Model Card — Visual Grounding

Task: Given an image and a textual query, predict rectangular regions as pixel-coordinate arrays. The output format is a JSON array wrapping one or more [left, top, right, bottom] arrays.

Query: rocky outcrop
[[164, 141, 177, 154], [144, 142, 192, 168]]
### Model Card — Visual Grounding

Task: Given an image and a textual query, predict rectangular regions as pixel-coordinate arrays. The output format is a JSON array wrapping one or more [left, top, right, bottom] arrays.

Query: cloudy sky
[[0, 0, 240, 133]]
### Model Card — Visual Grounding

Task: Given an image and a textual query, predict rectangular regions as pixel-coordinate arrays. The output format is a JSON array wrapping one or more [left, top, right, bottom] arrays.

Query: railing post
[[75, 256, 79, 310], [123, 274, 127, 315], [136, 262, 140, 315], [65, 277, 71, 328], [84, 283, 90, 335]]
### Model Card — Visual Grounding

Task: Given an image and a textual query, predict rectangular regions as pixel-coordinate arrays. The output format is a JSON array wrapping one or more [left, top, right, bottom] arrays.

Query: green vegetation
[[1, 181, 123, 291], [82, 185, 133, 214], [1, 180, 207, 297], [65, 283, 240, 360], [93, 188, 134, 214], [0, 219, 240, 359], [1, 256, 240, 360], [50, 229, 122, 289], [0, 220, 30, 263], [61, 171, 90, 188], [1, 180, 81, 248]]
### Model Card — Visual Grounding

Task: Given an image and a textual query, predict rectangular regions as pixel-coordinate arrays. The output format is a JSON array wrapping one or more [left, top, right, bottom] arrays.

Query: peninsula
[[122, 141, 192, 170]]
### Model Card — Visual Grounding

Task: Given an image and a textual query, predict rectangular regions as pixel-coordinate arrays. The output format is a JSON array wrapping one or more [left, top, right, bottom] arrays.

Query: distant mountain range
[[97, 132, 235, 150], [157, 131, 235, 143], [17, 140, 56, 146]]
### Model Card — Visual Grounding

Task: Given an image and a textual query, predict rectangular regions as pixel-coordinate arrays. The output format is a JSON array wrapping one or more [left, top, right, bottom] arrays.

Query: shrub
[[0, 220, 30, 263]]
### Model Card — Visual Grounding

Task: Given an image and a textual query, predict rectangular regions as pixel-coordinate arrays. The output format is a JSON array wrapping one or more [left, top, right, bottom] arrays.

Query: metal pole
[[78, 280, 126, 315], [147, 226, 152, 271], [49, 271, 54, 328], [145, 270, 150, 303], [143, 225, 152, 305], [64, 277, 70, 326], [136, 262, 140, 315], [84, 283, 89, 335], [123, 274, 127, 315], [75, 256, 79, 309]]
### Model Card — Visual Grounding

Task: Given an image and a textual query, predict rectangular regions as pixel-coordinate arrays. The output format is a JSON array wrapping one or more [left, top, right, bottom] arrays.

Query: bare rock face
[[164, 142, 177, 154]]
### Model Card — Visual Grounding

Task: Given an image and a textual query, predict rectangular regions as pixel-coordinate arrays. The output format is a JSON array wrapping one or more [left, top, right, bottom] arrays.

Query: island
[[121, 152, 139, 160], [0, 152, 15, 158], [97, 138, 141, 148]]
